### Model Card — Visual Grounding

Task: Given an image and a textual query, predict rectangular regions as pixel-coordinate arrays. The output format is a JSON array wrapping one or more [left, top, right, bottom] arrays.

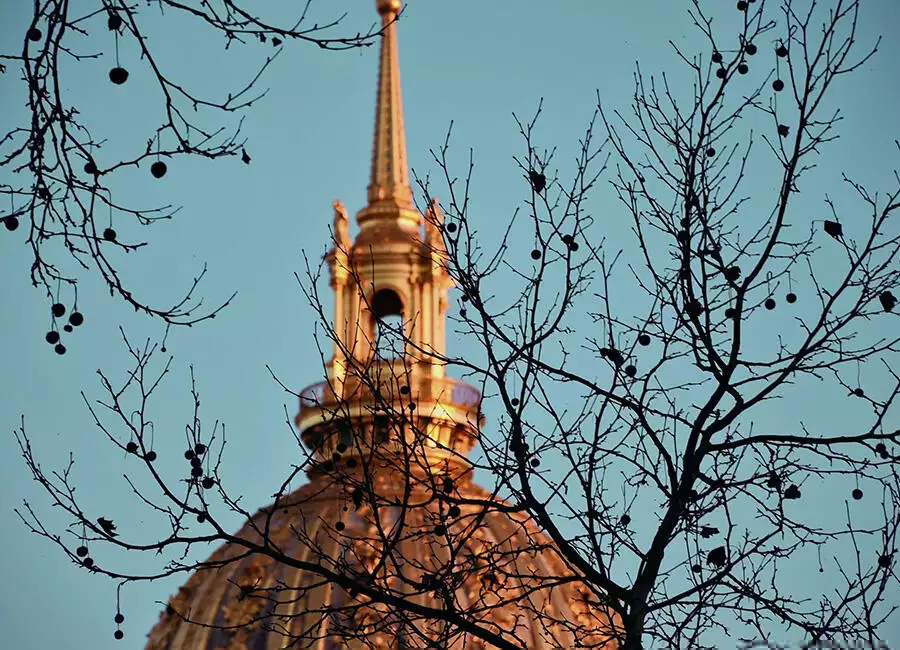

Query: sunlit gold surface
[[367, 0, 411, 216], [376, 0, 402, 17], [144, 0, 621, 646], [146, 478, 620, 650]]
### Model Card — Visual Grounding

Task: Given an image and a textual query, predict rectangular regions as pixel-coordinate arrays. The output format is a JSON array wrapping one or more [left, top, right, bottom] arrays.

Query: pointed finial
[[365, 0, 412, 211]]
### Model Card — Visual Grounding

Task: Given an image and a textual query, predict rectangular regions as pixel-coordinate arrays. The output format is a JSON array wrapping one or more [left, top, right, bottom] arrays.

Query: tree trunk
[[618, 610, 645, 650]]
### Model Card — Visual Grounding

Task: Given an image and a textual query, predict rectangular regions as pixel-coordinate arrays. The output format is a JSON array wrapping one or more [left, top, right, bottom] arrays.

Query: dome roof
[[145, 468, 618, 649]]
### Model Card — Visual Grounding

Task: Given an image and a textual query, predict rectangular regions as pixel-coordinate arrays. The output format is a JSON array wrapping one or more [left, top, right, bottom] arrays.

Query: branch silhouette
[[13, 1, 900, 648]]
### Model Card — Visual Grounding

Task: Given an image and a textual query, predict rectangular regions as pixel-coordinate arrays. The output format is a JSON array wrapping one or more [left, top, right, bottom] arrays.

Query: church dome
[[145, 466, 618, 649], [144, 2, 620, 647]]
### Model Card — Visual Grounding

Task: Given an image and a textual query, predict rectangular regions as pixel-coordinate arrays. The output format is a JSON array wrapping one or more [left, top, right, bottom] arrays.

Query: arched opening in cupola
[[370, 289, 405, 359]]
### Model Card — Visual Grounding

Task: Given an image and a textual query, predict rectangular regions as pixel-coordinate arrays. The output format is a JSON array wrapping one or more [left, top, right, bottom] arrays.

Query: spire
[[295, 0, 483, 469], [366, 0, 413, 211]]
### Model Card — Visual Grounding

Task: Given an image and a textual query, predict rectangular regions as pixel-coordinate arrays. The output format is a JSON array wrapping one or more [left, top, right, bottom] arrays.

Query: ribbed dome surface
[[145, 469, 618, 649]]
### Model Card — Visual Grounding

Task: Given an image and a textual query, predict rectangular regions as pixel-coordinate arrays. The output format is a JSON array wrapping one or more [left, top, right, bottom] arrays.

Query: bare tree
[[417, 0, 900, 645], [13, 0, 900, 649], [0, 0, 381, 341]]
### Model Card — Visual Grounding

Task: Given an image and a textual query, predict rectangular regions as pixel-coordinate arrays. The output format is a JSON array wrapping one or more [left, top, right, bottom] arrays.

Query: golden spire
[[365, 0, 413, 212], [295, 0, 483, 468]]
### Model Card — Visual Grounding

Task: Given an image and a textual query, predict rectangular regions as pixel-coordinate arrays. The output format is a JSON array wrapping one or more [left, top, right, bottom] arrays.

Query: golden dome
[[145, 465, 619, 649], [144, 1, 619, 646]]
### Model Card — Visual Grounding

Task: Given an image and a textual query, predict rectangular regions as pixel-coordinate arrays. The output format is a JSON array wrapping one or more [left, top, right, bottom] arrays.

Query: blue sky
[[2, 1, 900, 648]]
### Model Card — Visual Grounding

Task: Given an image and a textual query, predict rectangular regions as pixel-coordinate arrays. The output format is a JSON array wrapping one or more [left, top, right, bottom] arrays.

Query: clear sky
[[1, 1, 899, 649]]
